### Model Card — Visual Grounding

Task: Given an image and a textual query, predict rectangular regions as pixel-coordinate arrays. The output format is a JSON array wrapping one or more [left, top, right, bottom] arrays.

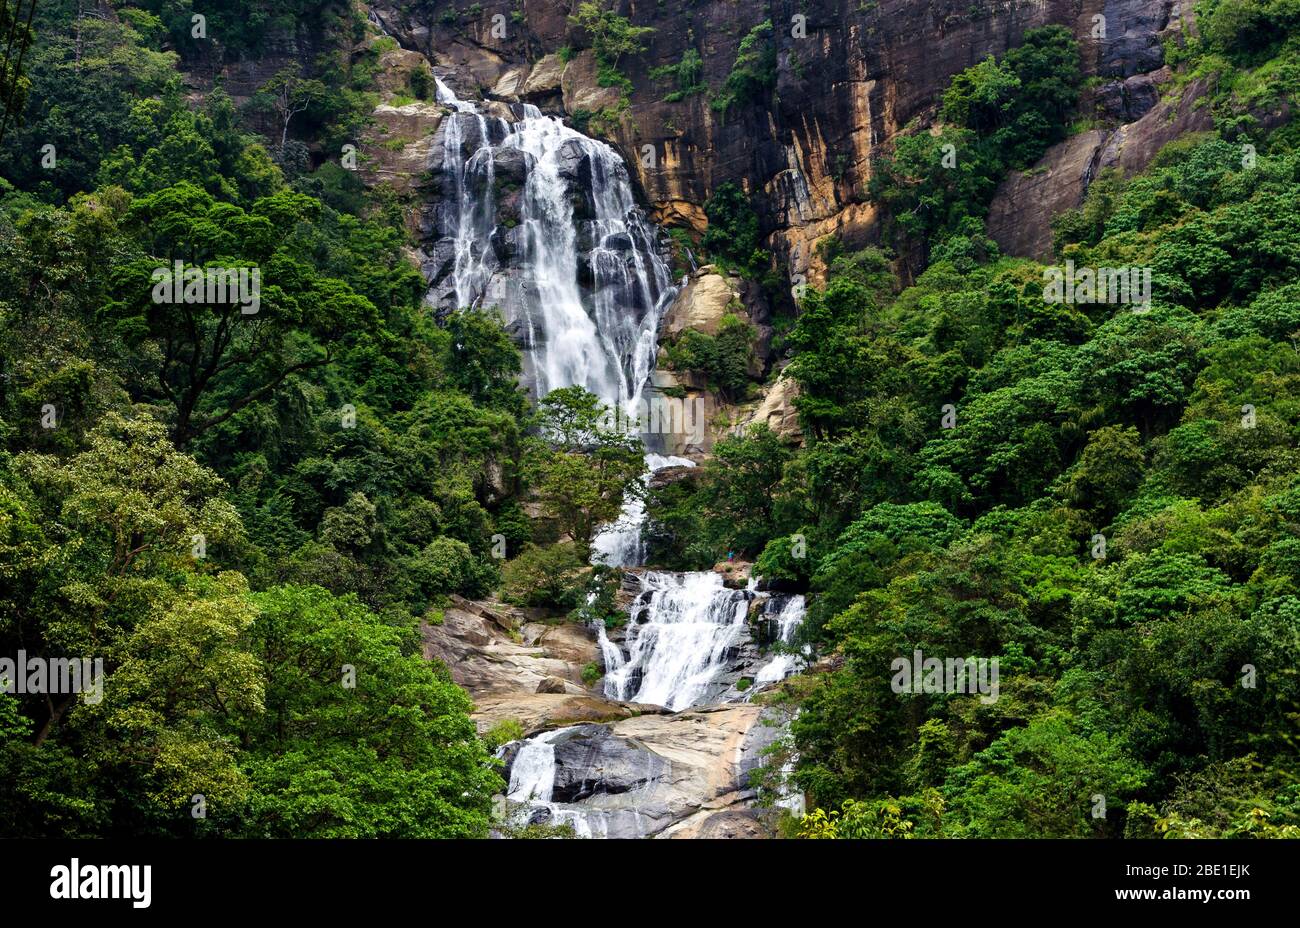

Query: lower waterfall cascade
[[605, 571, 754, 711]]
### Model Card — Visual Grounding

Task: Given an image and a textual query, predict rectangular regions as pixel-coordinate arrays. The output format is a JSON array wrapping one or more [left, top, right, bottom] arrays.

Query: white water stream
[[432, 75, 806, 833], [754, 594, 808, 685], [434, 78, 674, 411]]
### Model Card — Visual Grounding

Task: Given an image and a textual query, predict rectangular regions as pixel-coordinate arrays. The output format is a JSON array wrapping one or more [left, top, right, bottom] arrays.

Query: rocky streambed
[[498, 707, 786, 839], [422, 575, 805, 838]]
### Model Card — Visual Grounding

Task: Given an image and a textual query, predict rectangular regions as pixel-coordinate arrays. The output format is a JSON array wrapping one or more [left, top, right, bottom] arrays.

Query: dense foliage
[[0, 1, 636, 836], [2, 0, 1297, 842], [711, 19, 778, 113], [871, 26, 1082, 269], [649, 15, 1300, 838]]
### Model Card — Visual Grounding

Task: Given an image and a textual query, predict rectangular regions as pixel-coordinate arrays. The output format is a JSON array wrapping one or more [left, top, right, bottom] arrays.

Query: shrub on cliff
[[568, 0, 655, 89], [500, 541, 590, 610], [872, 25, 1081, 259], [663, 313, 756, 401], [650, 48, 706, 101], [701, 181, 766, 276], [712, 20, 778, 113]]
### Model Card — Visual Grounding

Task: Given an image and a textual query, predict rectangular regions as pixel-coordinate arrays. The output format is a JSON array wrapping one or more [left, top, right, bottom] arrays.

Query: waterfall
[[429, 79, 676, 412], [595, 622, 627, 688], [604, 571, 754, 711], [773, 709, 807, 818], [506, 727, 568, 803], [432, 71, 809, 834], [434, 78, 503, 313], [431, 85, 751, 711], [754, 594, 807, 686], [503, 726, 623, 837], [591, 453, 695, 567]]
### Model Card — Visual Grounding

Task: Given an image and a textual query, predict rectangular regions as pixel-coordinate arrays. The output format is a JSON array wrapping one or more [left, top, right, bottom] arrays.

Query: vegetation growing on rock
[[1, 0, 1298, 843]]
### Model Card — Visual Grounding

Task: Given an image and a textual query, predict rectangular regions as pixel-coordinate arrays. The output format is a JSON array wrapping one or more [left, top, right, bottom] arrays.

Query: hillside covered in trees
[[1, 0, 1298, 841]]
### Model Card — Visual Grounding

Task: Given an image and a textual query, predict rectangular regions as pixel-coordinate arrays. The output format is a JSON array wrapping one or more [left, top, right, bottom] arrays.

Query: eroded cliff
[[368, 0, 1195, 285]]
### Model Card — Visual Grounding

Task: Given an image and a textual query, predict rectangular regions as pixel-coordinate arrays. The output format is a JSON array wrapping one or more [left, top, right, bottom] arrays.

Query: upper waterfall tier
[[425, 78, 678, 412]]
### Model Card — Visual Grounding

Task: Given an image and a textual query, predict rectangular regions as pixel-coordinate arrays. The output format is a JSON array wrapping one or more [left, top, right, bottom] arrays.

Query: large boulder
[[547, 725, 672, 800], [740, 372, 803, 444], [988, 76, 1215, 260], [420, 597, 611, 730], [560, 49, 624, 114], [660, 269, 741, 338], [987, 130, 1109, 262], [499, 705, 794, 838], [1091, 69, 1165, 122], [522, 53, 566, 99], [491, 65, 528, 99], [491, 145, 532, 186]]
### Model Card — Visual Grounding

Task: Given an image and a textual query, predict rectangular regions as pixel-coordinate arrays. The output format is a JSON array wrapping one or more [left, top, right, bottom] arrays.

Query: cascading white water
[[504, 726, 622, 837], [591, 453, 695, 567], [506, 727, 568, 803], [431, 79, 675, 412], [432, 74, 807, 830], [754, 594, 807, 685], [435, 78, 502, 312], [604, 571, 754, 711], [595, 621, 627, 689], [432, 81, 738, 712], [773, 708, 807, 817]]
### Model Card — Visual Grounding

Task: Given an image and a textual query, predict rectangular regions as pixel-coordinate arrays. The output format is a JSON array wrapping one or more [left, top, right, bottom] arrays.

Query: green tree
[[230, 584, 500, 838], [500, 541, 590, 610], [526, 386, 644, 552], [943, 714, 1149, 837], [568, 2, 654, 69], [698, 424, 791, 555], [700, 182, 763, 275], [253, 65, 328, 150], [106, 183, 378, 444]]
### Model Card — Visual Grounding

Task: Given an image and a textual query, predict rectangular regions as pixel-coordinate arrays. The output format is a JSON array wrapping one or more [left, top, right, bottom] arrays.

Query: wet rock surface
[[499, 704, 792, 839], [427, 575, 803, 837], [987, 130, 1111, 262]]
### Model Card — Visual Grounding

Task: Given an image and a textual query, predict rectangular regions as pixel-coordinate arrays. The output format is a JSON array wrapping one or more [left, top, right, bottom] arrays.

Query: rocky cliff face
[[987, 69, 1214, 260], [421, 594, 643, 733], [368, 0, 1192, 286], [355, 0, 1208, 448]]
